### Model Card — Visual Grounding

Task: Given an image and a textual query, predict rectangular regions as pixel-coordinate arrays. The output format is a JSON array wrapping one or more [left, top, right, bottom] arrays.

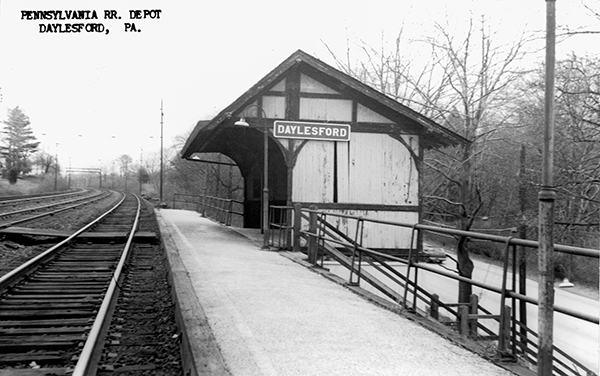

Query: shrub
[[7, 169, 18, 184]]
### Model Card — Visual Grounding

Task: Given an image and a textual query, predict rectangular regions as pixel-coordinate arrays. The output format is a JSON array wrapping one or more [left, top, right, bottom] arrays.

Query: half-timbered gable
[[181, 49, 467, 250]]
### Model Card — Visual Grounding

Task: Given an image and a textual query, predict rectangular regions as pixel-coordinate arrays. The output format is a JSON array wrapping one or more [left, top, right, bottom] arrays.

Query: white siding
[[300, 74, 339, 94], [300, 98, 353, 122], [305, 209, 419, 249], [270, 79, 286, 91], [336, 142, 350, 202], [262, 96, 285, 118], [357, 103, 394, 123], [345, 133, 419, 205], [292, 133, 420, 249], [292, 141, 334, 202]]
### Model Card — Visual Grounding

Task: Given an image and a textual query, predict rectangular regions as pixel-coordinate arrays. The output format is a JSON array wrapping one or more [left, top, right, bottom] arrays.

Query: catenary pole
[[538, 1, 556, 374], [160, 100, 164, 202]]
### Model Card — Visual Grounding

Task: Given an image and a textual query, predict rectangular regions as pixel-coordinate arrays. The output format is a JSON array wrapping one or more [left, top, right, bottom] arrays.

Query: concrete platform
[[156, 209, 518, 376]]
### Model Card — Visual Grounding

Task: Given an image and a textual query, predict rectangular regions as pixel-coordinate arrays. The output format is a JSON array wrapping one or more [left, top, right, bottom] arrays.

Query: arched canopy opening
[[187, 122, 287, 228]]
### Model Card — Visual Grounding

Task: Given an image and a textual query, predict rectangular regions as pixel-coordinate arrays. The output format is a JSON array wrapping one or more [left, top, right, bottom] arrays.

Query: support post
[[469, 294, 479, 336], [293, 204, 302, 252], [518, 145, 528, 352], [499, 305, 512, 356], [160, 100, 164, 202], [307, 205, 318, 264], [227, 200, 233, 226], [262, 127, 270, 249], [430, 294, 439, 321], [538, 1, 556, 374], [459, 305, 469, 338]]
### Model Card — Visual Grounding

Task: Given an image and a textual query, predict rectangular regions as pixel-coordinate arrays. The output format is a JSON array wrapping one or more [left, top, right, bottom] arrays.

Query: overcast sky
[[0, 0, 598, 170]]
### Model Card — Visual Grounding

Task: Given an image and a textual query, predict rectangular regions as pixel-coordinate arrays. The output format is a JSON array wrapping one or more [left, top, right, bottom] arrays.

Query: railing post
[[349, 217, 364, 286], [269, 206, 275, 249], [498, 238, 513, 355], [430, 293, 439, 321], [459, 305, 469, 337], [499, 305, 512, 356], [227, 200, 233, 226], [307, 205, 318, 264], [286, 204, 293, 251], [470, 294, 479, 336], [220, 200, 226, 224], [293, 204, 302, 253], [402, 224, 419, 309], [215, 198, 218, 219], [218, 199, 223, 223]]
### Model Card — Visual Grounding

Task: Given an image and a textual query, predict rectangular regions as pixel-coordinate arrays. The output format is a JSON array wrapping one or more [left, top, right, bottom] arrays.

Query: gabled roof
[[181, 49, 468, 159]]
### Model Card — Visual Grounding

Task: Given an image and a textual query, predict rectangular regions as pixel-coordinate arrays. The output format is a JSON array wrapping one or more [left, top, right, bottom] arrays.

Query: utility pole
[[53, 143, 59, 191], [538, 1, 556, 374], [518, 144, 528, 354], [139, 148, 143, 195], [160, 100, 164, 202]]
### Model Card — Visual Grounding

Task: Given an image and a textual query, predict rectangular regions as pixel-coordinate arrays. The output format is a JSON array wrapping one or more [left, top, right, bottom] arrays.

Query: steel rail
[[0, 189, 87, 205], [72, 194, 142, 376], [0, 189, 104, 218], [0, 192, 126, 291], [0, 190, 110, 229]]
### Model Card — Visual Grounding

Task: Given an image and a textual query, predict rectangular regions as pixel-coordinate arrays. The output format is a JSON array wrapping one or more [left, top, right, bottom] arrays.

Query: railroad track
[[94, 202, 182, 375], [0, 189, 85, 204], [0, 189, 91, 213], [0, 193, 142, 374], [0, 189, 110, 230]]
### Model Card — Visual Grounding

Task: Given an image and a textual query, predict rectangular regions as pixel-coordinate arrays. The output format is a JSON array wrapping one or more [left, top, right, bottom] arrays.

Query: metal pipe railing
[[268, 204, 598, 376], [173, 193, 243, 226]]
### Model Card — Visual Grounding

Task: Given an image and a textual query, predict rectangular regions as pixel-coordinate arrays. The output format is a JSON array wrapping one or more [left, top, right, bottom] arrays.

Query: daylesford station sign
[[274, 121, 350, 142]]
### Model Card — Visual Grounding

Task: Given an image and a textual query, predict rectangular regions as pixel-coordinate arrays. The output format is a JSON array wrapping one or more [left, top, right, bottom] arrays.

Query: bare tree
[[552, 54, 600, 249], [326, 16, 534, 303], [559, 0, 600, 37], [33, 150, 56, 174], [165, 129, 243, 203]]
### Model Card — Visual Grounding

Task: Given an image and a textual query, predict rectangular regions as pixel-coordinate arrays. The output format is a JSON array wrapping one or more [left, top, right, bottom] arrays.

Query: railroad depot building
[[181, 49, 467, 250]]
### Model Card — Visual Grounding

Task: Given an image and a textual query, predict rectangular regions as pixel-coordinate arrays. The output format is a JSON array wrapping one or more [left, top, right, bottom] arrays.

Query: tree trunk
[[457, 235, 474, 303], [457, 139, 475, 304]]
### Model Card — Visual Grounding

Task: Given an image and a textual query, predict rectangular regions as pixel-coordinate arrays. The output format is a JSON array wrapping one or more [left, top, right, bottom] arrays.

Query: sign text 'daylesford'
[[273, 121, 350, 141]]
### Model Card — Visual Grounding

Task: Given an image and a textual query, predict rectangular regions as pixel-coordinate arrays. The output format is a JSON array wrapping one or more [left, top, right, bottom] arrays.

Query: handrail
[[296, 207, 599, 323], [173, 192, 244, 206], [270, 204, 599, 376], [173, 193, 243, 226], [300, 207, 599, 258]]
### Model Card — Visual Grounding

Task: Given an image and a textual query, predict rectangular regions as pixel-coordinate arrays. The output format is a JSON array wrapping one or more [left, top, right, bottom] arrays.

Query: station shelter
[[180, 49, 467, 251]]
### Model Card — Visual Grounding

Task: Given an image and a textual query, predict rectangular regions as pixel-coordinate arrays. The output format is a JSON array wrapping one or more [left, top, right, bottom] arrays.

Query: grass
[[0, 175, 40, 195], [0, 174, 65, 196]]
